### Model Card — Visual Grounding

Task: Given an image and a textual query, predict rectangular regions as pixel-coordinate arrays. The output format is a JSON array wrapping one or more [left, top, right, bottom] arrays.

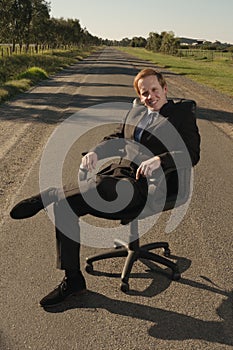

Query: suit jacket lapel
[[148, 113, 166, 129], [124, 108, 147, 139], [124, 105, 169, 141]]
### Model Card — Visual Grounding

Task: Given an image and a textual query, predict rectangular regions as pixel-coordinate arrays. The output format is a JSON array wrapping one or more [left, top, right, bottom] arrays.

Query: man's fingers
[[136, 166, 145, 180], [91, 157, 97, 169], [82, 153, 98, 172], [136, 156, 161, 180], [136, 164, 153, 180], [136, 168, 141, 180]]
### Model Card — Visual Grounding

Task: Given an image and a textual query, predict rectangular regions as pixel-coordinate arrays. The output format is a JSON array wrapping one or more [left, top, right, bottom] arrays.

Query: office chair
[[79, 99, 195, 292]]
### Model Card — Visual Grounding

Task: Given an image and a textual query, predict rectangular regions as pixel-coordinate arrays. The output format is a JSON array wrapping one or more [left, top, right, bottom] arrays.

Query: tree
[[68, 19, 82, 45], [0, 0, 14, 43], [146, 31, 180, 54], [159, 31, 180, 54], [30, 0, 50, 50], [0, 0, 51, 51], [0, 0, 101, 50], [130, 36, 147, 47], [9, 0, 33, 52], [146, 32, 162, 52]]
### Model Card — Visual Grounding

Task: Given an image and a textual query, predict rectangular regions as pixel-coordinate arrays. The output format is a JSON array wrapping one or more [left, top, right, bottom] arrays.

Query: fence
[[0, 44, 75, 57], [178, 49, 233, 61]]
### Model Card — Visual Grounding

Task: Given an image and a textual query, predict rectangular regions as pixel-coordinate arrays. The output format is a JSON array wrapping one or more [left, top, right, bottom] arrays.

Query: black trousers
[[54, 174, 148, 271]]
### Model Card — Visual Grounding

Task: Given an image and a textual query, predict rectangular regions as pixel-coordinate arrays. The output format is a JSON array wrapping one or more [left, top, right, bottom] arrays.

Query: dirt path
[[1, 48, 233, 223], [0, 54, 96, 221], [1, 47, 233, 350]]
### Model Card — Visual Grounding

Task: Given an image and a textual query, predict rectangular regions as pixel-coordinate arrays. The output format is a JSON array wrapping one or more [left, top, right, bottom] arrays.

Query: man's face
[[138, 75, 167, 111]]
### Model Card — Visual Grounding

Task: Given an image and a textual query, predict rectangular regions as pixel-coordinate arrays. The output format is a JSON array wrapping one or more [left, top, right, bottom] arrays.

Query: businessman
[[10, 68, 201, 307]]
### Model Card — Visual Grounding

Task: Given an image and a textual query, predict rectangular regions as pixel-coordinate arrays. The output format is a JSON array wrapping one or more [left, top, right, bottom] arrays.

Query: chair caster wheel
[[164, 248, 171, 257], [120, 282, 129, 293], [114, 244, 122, 249], [172, 271, 181, 281], [85, 263, 93, 273]]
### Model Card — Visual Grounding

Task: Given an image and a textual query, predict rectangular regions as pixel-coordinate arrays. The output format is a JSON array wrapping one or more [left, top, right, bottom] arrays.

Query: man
[[10, 68, 201, 307]]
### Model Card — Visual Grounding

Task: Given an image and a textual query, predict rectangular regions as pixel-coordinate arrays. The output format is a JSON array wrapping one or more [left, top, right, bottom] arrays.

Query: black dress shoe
[[40, 276, 87, 308], [10, 188, 56, 220]]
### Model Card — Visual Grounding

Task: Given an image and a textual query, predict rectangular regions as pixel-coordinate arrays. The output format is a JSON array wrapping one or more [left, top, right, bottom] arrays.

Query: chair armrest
[[148, 165, 192, 198], [151, 165, 190, 182], [148, 166, 177, 186]]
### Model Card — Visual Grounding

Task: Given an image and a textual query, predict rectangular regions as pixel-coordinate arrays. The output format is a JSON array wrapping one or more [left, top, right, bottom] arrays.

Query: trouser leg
[[53, 177, 147, 271], [53, 184, 94, 271], [55, 226, 81, 271], [54, 199, 81, 271]]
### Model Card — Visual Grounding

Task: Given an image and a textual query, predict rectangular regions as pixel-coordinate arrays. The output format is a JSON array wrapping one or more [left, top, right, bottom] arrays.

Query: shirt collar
[[147, 109, 159, 116]]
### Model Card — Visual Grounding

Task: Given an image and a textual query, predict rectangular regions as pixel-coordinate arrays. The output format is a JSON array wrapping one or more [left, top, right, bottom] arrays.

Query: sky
[[50, 0, 233, 44]]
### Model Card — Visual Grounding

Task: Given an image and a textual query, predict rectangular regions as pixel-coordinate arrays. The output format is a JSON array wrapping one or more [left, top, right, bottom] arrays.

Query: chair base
[[85, 238, 181, 292]]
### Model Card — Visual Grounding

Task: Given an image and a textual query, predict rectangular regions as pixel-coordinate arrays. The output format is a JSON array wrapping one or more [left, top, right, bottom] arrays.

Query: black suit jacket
[[92, 99, 200, 166], [90, 99, 200, 202]]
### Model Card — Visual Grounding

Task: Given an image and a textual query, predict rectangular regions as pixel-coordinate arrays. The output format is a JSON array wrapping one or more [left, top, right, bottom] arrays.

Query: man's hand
[[81, 152, 98, 172], [136, 156, 161, 180]]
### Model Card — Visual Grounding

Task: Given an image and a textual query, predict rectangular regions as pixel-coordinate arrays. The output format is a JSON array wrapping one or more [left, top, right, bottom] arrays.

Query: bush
[[17, 66, 48, 83]]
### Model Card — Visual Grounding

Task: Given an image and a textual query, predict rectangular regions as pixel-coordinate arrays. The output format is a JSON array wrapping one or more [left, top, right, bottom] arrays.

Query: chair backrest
[[133, 97, 196, 110], [137, 167, 193, 220], [137, 97, 196, 219]]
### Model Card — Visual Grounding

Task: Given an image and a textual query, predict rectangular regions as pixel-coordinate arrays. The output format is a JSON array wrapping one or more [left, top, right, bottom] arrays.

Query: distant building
[[179, 37, 204, 46]]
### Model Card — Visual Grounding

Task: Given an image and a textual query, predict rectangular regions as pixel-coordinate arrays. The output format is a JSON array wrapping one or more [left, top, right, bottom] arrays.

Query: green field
[[118, 47, 233, 98]]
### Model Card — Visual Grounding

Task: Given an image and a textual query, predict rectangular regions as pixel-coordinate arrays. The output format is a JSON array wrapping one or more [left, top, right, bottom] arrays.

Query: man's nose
[[147, 91, 152, 99]]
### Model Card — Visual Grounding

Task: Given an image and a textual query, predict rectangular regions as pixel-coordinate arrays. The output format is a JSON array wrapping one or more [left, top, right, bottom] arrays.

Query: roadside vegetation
[[118, 47, 233, 98], [0, 0, 101, 103], [0, 46, 98, 103]]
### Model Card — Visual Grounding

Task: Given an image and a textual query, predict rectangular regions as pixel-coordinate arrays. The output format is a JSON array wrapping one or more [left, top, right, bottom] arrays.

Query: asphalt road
[[1, 47, 233, 350]]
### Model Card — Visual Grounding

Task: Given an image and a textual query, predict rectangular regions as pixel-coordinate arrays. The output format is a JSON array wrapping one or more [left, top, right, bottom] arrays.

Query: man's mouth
[[148, 100, 158, 107]]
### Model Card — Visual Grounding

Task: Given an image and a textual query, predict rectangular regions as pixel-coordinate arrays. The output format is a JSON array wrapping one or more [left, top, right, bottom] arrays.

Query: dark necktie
[[134, 111, 159, 142]]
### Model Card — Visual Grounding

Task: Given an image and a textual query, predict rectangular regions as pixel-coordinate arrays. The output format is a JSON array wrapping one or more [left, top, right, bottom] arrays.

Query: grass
[[0, 46, 99, 103], [118, 47, 233, 98], [17, 67, 48, 83], [0, 68, 47, 101], [2, 79, 32, 98]]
